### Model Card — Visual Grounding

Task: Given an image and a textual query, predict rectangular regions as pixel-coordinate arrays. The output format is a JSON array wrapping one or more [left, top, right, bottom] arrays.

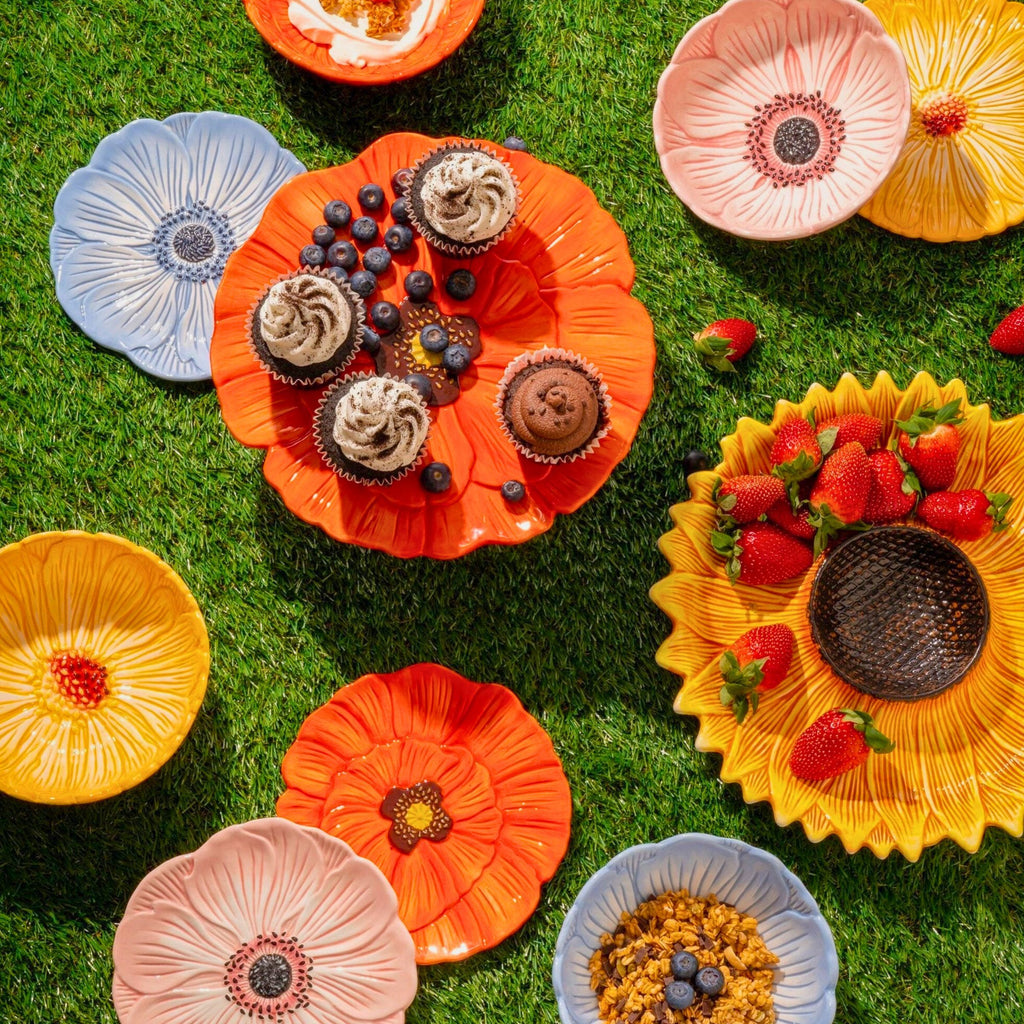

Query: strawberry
[[896, 400, 963, 491], [790, 709, 895, 781], [719, 624, 795, 723], [766, 498, 816, 539], [816, 413, 884, 451], [693, 319, 757, 373], [808, 442, 872, 556], [770, 419, 823, 484], [714, 475, 786, 523], [989, 305, 1024, 356], [710, 522, 813, 585], [862, 449, 919, 524], [917, 489, 1012, 540]]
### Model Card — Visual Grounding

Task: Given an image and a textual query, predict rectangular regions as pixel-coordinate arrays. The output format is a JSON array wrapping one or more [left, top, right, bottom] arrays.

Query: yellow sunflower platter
[[0, 532, 209, 804], [651, 371, 1024, 861]]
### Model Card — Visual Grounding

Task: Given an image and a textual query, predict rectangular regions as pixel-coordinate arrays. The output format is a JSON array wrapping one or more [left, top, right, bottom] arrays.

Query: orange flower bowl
[[243, 0, 486, 85], [0, 532, 209, 804], [211, 132, 655, 559], [651, 372, 1024, 861], [276, 663, 573, 963]]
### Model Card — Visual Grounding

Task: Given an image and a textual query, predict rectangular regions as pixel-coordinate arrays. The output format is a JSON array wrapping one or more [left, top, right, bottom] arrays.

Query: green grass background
[[2, 0, 1024, 1021]]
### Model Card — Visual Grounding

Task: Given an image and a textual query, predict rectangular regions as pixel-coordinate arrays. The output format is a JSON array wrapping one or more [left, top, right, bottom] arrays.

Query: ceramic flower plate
[[50, 111, 305, 382], [653, 0, 911, 240], [211, 132, 655, 559], [0, 532, 209, 804], [553, 833, 838, 1024], [276, 663, 573, 963], [244, 0, 485, 84], [859, 0, 1024, 242], [112, 817, 417, 1024], [651, 372, 1024, 861]]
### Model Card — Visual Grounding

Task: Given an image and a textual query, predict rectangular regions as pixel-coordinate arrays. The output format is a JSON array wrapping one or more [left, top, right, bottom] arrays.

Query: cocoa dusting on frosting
[[418, 151, 517, 244], [259, 274, 353, 367], [331, 377, 429, 473], [505, 365, 601, 456]]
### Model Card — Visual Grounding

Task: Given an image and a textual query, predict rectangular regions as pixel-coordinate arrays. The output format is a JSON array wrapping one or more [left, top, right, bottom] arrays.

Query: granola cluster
[[319, 0, 413, 37]]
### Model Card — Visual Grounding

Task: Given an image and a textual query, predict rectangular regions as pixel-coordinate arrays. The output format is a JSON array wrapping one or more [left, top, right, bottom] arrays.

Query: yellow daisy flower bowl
[[0, 532, 209, 804], [651, 372, 1024, 861]]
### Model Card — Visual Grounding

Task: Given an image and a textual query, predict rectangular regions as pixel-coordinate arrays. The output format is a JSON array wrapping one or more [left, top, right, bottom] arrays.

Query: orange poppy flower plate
[[211, 132, 655, 559], [0, 532, 209, 804], [276, 663, 573, 963], [651, 372, 1024, 861], [244, 0, 485, 85]]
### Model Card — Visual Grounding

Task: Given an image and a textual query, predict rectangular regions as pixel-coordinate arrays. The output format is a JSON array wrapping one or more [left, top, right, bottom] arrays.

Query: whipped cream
[[288, 0, 448, 68], [332, 378, 429, 473], [260, 274, 352, 367], [418, 150, 517, 244]]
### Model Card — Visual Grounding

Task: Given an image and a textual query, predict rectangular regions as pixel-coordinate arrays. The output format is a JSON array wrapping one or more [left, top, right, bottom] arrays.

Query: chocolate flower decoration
[[380, 780, 453, 852]]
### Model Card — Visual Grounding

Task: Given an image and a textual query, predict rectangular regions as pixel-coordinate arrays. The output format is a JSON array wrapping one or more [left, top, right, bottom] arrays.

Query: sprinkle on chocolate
[[380, 780, 453, 853]]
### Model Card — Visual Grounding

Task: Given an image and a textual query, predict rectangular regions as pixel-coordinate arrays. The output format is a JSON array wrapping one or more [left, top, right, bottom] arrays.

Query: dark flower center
[[773, 117, 821, 165], [380, 779, 454, 853], [151, 200, 235, 283], [172, 223, 217, 263], [248, 953, 292, 999], [224, 934, 312, 1021]]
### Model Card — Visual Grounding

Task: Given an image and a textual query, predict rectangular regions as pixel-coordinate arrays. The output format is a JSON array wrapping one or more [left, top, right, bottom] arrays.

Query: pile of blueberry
[[664, 951, 725, 1012]]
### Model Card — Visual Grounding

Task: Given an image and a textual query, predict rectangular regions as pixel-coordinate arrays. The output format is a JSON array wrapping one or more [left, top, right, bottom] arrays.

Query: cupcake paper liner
[[495, 347, 612, 464]]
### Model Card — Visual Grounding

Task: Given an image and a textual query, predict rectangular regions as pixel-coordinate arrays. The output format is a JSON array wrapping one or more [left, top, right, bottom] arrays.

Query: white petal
[[53, 168, 159, 246], [169, 277, 217, 378], [90, 118, 190, 214], [162, 112, 199, 144]]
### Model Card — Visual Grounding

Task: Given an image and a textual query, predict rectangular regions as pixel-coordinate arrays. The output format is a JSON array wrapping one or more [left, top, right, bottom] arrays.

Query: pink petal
[[784, 0, 863, 96], [712, 0, 790, 101], [658, 58, 760, 142], [126, 988, 244, 1024]]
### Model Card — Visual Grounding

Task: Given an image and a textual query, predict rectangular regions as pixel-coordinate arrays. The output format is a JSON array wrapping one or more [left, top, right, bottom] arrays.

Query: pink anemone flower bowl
[[111, 818, 418, 1024], [653, 0, 912, 240]]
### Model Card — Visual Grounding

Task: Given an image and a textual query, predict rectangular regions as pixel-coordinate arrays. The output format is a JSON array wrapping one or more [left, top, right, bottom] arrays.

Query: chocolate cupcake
[[249, 269, 365, 386], [496, 349, 611, 463], [314, 374, 431, 485], [407, 142, 520, 257]]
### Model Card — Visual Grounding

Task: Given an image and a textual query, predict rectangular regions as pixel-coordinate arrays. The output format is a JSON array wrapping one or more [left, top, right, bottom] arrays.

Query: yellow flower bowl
[[0, 532, 209, 804], [651, 372, 1024, 860]]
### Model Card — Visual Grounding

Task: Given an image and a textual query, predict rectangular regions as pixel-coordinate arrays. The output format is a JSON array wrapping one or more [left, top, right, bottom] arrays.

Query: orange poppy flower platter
[[276, 663, 573, 963], [651, 371, 1024, 861], [211, 133, 654, 559], [0, 532, 209, 804]]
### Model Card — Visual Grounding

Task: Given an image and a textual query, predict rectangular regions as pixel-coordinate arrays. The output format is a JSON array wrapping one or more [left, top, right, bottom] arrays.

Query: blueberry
[[405, 373, 433, 402], [501, 480, 525, 502], [361, 326, 381, 356], [664, 981, 695, 1012], [323, 200, 351, 228], [391, 196, 410, 223], [670, 951, 699, 981], [405, 270, 433, 302], [348, 269, 377, 298], [385, 224, 414, 253], [420, 461, 452, 493], [351, 216, 379, 244], [693, 967, 725, 997], [362, 246, 392, 275], [299, 244, 327, 268], [391, 167, 414, 193], [358, 183, 385, 210], [312, 224, 336, 248], [682, 449, 710, 477], [325, 266, 349, 284], [327, 240, 358, 270], [445, 269, 476, 301], [371, 301, 400, 334], [503, 135, 528, 152], [442, 343, 472, 375], [420, 323, 449, 353]]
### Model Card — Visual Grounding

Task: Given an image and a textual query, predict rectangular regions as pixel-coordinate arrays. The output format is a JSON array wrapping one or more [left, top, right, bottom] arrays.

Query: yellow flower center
[[919, 93, 968, 137], [405, 801, 435, 831], [44, 650, 109, 712]]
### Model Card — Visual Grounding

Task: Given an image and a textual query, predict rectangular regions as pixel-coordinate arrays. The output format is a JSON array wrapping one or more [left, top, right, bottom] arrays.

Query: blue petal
[[90, 118, 190, 214], [162, 112, 199, 144], [53, 167, 159, 246], [168, 277, 217, 379]]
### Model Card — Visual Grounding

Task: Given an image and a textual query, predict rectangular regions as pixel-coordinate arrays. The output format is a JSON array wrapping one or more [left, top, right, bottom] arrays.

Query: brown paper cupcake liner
[[405, 140, 521, 259], [314, 372, 432, 486], [247, 267, 366, 388], [494, 347, 612, 465]]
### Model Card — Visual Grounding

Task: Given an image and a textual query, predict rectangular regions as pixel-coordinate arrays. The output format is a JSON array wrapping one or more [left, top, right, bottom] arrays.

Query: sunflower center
[[48, 651, 108, 710], [919, 93, 969, 137], [808, 527, 988, 702], [380, 779, 454, 853], [405, 801, 434, 830], [224, 934, 311, 1021], [745, 92, 846, 187], [151, 200, 235, 284]]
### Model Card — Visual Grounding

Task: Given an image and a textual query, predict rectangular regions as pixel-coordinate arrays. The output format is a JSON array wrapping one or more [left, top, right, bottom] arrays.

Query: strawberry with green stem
[[719, 624, 794, 723], [863, 449, 920, 524], [714, 475, 786, 524], [896, 399, 963, 491], [808, 441, 873, 557], [711, 521, 813, 585], [693, 319, 757, 373], [918, 489, 1012, 540], [770, 418, 831, 487], [790, 709, 895, 781]]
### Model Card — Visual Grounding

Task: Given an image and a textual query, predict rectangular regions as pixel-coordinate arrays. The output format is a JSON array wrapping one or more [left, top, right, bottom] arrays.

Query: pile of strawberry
[[709, 399, 1012, 586]]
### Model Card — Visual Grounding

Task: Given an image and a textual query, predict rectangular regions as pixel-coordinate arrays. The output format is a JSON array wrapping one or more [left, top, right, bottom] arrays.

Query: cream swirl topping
[[332, 378, 429, 473], [418, 151, 517, 243], [259, 275, 353, 367]]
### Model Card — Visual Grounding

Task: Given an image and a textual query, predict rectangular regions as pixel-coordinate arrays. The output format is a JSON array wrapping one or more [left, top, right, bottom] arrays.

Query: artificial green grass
[[2, 0, 1024, 1021]]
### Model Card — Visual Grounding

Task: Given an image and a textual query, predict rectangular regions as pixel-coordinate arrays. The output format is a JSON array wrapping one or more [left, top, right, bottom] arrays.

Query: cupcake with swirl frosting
[[314, 374, 431, 484], [249, 269, 365, 386], [407, 142, 520, 257]]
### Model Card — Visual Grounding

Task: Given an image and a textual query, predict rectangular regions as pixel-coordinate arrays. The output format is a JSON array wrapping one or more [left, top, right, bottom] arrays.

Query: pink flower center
[[224, 934, 312, 1020], [744, 92, 846, 188], [919, 94, 968, 136], [48, 651, 108, 710]]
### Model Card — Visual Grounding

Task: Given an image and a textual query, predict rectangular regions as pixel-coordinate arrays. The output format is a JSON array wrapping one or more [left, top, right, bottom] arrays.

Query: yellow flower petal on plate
[[718, 417, 778, 477]]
